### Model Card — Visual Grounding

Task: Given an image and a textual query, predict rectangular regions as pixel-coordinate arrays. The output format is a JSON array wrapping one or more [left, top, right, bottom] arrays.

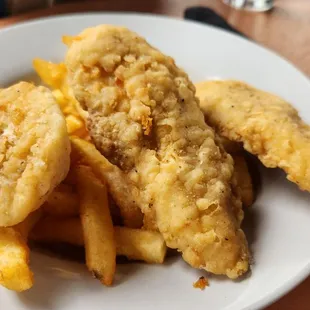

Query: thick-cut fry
[[66, 115, 85, 135], [0, 228, 32, 292], [44, 183, 79, 217], [31, 217, 167, 264], [44, 191, 122, 223], [0, 210, 41, 292], [62, 35, 79, 46], [76, 165, 116, 286], [232, 155, 254, 208], [33, 58, 66, 89], [70, 137, 143, 228], [114, 226, 166, 264]]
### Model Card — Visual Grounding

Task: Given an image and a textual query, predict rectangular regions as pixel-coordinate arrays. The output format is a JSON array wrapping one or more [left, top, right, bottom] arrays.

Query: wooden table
[[0, 0, 309, 308]]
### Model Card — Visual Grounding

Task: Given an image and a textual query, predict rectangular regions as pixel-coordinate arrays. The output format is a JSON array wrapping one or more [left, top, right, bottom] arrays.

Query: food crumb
[[193, 276, 209, 290]]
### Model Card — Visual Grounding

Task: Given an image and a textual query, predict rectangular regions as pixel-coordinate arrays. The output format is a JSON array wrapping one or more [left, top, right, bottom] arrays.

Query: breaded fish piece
[[196, 80, 310, 192], [0, 82, 70, 226], [65, 25, 249, 278]]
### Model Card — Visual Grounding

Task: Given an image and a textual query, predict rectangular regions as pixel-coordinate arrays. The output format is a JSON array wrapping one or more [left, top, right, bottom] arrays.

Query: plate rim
[[1, 11, 309, 86], [0, 12, 310, 310], [249, 263, 310, 310]]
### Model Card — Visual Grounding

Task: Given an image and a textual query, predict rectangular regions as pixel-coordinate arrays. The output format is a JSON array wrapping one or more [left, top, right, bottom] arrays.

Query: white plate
[[1, 13, 310, 310]]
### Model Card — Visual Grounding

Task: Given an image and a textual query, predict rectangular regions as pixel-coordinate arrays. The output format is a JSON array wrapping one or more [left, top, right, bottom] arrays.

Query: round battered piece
[[0, 82, 70, 226]]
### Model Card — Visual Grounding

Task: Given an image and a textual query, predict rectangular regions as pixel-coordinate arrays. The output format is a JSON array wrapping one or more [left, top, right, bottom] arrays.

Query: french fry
[[31, 217, 167, 264], [70, 137, 143, 228], [114, 226, 166, 264], [33, 58, 89, 139], [52, 89, 67, 108], [62, 35, 80, 46], [0, 228, 32, 292], [0, 210, 42, 292], [44, 183, 79, 217], [44, 191, 122, 224], [33, 58, 66, 89], [76, 165, 116, 286], [72, 96, 88, 121], [65, 115, 85, 135], [108, 195, 123, 226]]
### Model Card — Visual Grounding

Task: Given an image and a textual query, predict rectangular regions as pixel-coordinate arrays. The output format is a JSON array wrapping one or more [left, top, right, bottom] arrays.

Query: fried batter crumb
[[193, 276, 209, 290]]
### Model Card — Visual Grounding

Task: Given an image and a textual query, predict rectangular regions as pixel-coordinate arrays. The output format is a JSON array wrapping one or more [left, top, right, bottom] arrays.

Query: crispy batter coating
[[0, 82, 70, 226], [196, 80, 310, 192], [65, 26, 249, 278]]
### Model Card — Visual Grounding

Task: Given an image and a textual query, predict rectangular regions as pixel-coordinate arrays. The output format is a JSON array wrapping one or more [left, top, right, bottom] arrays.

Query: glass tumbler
[[222, 0, 274, 12]]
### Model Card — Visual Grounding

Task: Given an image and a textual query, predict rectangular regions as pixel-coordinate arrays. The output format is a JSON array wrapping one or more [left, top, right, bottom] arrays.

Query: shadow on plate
[[2, 71, 41, 88], [18, 250, 86, 310], [18, 242, 160, 309]]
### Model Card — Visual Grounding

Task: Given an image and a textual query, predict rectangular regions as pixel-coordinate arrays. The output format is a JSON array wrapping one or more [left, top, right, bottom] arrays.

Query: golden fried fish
[[65, 26, 249, 278]]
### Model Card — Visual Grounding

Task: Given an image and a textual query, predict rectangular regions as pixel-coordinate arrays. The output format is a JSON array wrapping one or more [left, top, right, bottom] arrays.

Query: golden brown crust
[[196, 80, 310, 192], [66, 25, 249, 278], [0, 82, 70, 226], [0, 227, 33, 291]]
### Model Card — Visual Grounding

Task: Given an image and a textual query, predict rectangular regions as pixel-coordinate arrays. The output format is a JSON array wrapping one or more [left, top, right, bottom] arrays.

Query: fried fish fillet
[[65, 25, 249, 278], [196, 80, 310, 192], [0, 82, 70, 226], [214, 134, 254, 208]]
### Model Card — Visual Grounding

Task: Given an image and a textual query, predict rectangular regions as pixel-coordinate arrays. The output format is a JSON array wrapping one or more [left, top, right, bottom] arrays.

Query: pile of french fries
[[0, 59, 167, 292]]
